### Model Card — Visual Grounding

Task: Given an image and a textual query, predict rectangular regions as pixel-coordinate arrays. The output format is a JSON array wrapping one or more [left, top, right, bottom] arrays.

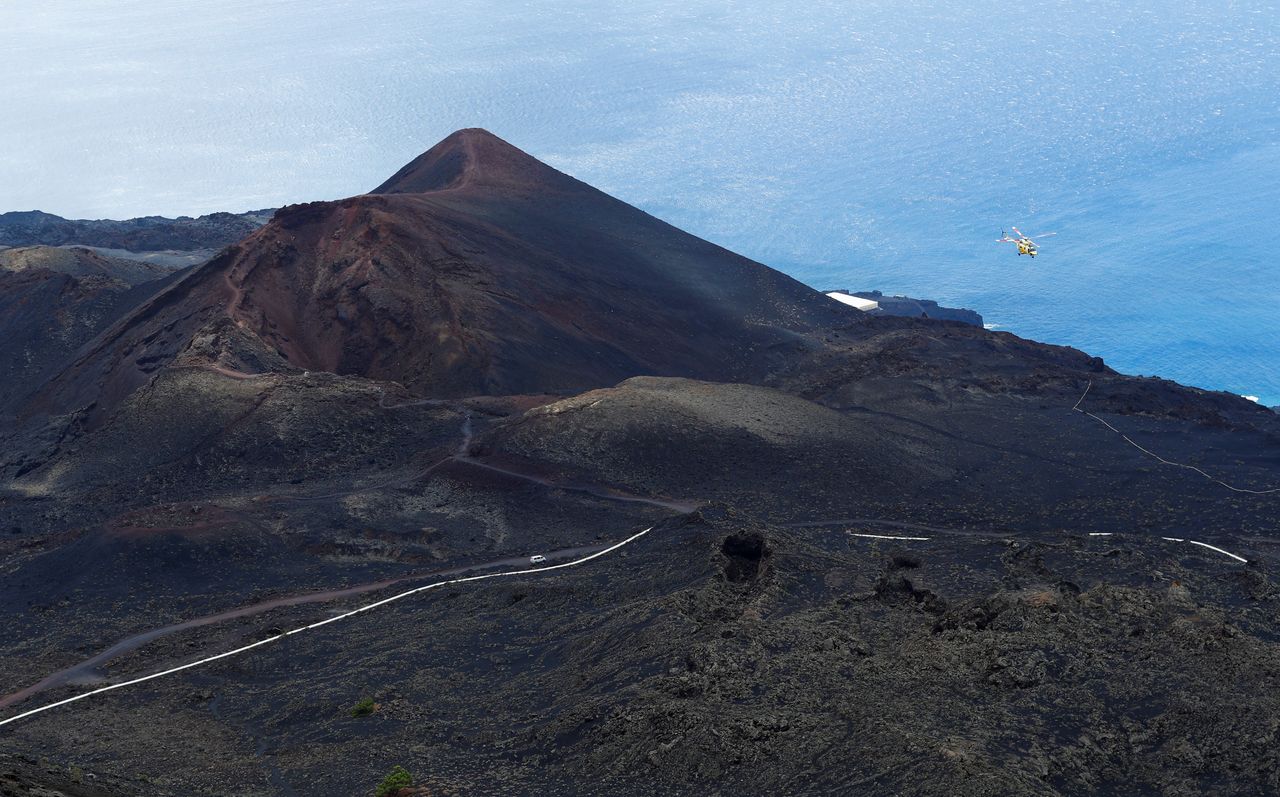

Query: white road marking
[[0, 526, 654, 729], [1160, 537, 1249, 564], [1073, 381, 1280, 495], [1087, 531, 1248, 563], [846, 529, 1250, 561]]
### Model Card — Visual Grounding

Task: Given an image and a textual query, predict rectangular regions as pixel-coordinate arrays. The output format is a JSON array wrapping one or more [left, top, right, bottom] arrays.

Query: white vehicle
[[529, 554, 547, 565]]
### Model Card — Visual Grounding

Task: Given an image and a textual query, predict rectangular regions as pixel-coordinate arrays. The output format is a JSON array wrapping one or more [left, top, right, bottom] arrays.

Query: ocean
[[2, 0, 1277, 403]]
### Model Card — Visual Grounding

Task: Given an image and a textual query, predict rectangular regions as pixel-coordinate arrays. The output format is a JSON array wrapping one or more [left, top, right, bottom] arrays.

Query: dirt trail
[[280, 398, 693, 514], [783, 517, 998, 538], [1072, 381, 1280, 495], [223, 270, 247, 324], [457, 458, 700, 514]]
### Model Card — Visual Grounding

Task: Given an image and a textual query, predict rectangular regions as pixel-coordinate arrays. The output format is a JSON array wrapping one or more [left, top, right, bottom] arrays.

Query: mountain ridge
[[0, 208, 274, 252]]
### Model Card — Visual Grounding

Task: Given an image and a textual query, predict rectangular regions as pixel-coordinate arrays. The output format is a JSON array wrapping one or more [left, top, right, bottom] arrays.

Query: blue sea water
[[2, 0, 1277, 403]]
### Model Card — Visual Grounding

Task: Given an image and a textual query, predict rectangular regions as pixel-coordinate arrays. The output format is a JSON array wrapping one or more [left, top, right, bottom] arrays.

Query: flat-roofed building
[[824, 291, 879, 312]]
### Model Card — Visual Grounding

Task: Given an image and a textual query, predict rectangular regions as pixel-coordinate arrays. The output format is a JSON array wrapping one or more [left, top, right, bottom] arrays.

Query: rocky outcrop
[[0, 245, 176, 286], [844, 289, 984, 326], [0, 208, 273, 251]]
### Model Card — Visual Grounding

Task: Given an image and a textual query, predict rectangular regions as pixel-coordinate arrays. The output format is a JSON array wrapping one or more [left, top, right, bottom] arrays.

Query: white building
[[825, 291, 879, 312]]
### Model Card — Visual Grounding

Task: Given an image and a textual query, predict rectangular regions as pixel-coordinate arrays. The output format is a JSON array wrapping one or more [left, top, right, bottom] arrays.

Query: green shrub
[[375, 765, 412, 797], [350, 696, 376, 717]]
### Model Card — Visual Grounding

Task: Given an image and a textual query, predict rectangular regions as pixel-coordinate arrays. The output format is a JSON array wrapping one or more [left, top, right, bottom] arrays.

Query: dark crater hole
[[721, 532, 771, 583]]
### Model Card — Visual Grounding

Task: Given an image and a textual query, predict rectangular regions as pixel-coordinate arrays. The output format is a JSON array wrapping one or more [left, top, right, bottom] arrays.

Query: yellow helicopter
[[997, 227, 1056, 257]]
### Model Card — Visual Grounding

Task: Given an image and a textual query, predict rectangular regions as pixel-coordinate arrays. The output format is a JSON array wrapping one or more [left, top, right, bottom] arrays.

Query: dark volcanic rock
[[0, 209, 273, 251], [481, 370, 1279, 536], [0, 752, 142, 796], [849, 289, 984, 325], [0, 264, 180, 413]]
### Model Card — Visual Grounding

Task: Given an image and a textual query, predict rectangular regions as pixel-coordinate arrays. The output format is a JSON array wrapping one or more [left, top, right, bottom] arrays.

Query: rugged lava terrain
[[2, 130, 1278, 796]]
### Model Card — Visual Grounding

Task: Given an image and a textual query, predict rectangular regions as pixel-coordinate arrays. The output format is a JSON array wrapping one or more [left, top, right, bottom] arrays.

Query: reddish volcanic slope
[[28, 129, 853, 417]]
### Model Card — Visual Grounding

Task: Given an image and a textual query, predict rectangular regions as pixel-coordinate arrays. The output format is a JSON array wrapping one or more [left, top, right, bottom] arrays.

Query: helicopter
[[997, 227, 1056, 257]]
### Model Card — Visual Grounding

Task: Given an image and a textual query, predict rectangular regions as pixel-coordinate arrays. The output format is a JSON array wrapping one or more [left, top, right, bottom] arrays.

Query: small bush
[[375, 765, 412, 797], [350, 697, 376, 717]]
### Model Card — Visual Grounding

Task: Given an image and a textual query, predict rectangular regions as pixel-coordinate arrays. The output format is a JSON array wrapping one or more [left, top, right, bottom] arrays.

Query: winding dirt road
[[0, 531, 654, 727], [0, 379, 697, 727]]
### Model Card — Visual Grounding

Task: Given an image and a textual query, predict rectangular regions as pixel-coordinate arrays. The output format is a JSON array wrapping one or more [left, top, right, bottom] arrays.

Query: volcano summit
[[2, 131, 1279, 797]]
